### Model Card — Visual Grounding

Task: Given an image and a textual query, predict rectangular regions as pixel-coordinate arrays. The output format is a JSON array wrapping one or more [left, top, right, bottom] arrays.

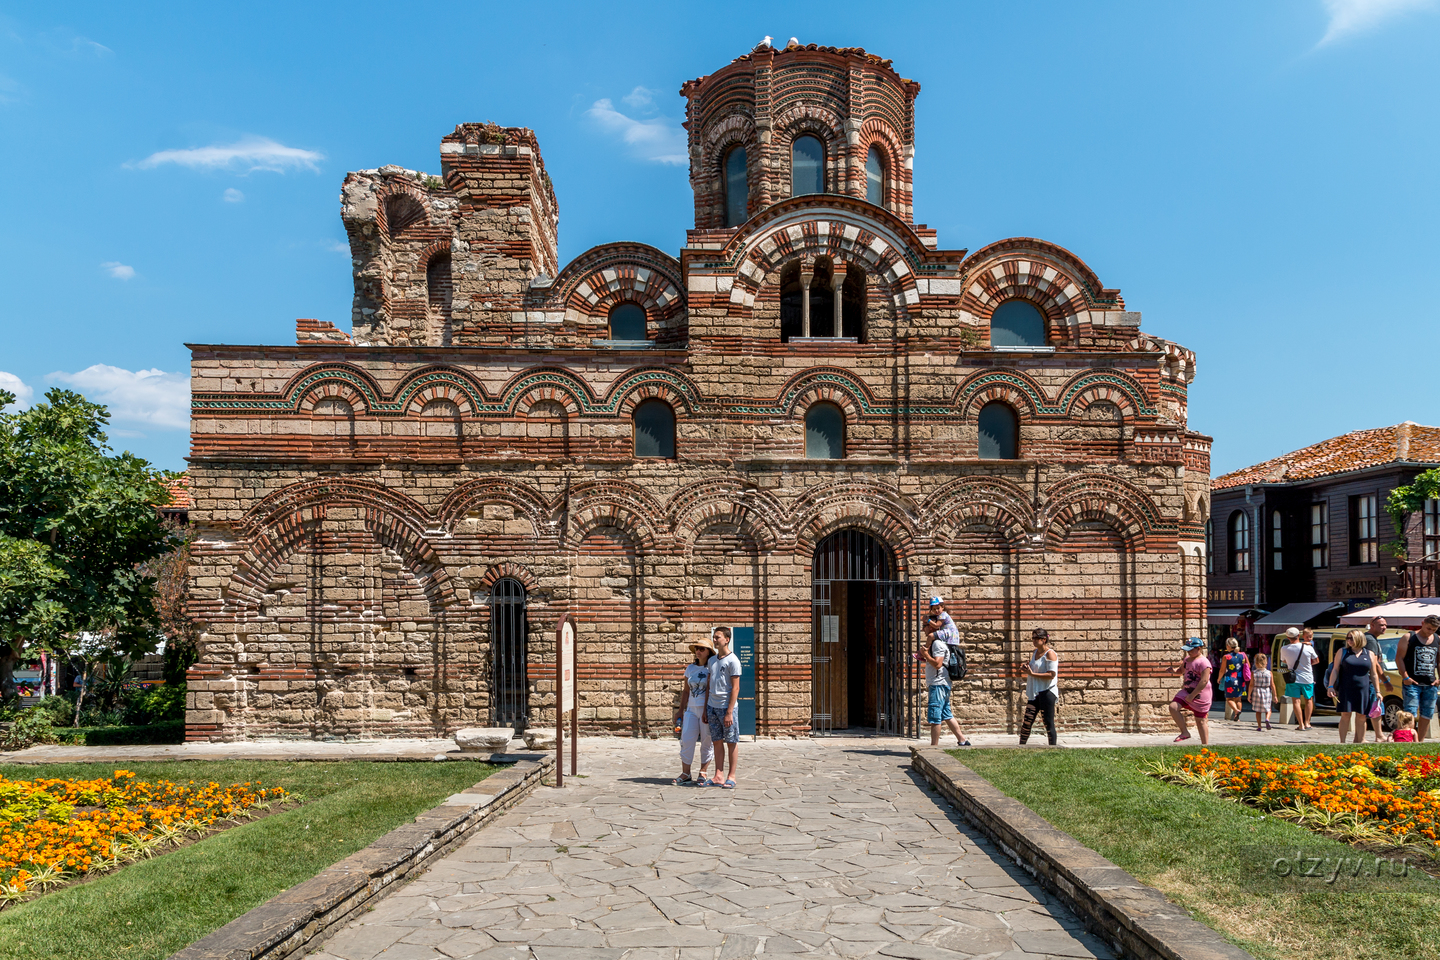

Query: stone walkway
[[310, 739, 1115, 960]]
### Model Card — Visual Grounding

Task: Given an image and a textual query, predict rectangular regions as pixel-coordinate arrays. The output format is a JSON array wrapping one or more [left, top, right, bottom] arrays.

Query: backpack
[[946, 644, 967, 682]]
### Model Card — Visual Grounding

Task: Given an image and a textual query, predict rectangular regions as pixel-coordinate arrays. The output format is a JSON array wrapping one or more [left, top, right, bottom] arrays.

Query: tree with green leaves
[[0, 388, 176, 701], [1385, 468, 1440, 560]]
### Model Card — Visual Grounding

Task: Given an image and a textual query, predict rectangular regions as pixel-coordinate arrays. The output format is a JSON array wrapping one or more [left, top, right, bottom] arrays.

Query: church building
[[184, 43, 1210, 741]]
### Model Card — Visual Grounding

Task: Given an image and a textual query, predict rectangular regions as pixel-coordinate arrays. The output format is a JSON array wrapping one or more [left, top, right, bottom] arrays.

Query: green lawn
[[0, 759, 498, 960], [952, 745, 1440, 960]]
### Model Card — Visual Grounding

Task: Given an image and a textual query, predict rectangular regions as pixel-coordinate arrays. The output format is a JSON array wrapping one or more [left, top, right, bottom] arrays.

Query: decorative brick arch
[[497, 368, 597, 416], [567, 481, 665, 553], [921, 476, 1036, 546], [228, 479, 455, 610], [547, 243, 685, 336], [606, 368, 702, 417], [475, 561, 539, 592], [280, 364, 385, 415], [1059, 371, 1151, 420], [855, 119, 906, 204], [295, 376, 372, 416], [780, 368, 870, 420], [375, 181, 433, 236], [727, 211, 919, 321], [791, 481, 921, 568], [1040, 474, 1163, 552], [393, 368, 484, 416], [667, 479, 783, 553], [697, 112, 758, 184], [436, 478, 554, 537], [774, 102, 847, 168], [416, 238, 452, 273], [954, 369, 1046, 418], [961, 240, 1118, 347]]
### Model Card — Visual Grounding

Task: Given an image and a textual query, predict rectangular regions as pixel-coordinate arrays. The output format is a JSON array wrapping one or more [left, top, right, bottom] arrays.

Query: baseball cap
[[1284, 627, 1300, 639], [1181, 637, 1204, 651], [929, 597, 943, 606]]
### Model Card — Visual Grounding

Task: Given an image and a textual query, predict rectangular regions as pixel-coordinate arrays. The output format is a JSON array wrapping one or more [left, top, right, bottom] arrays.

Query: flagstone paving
[[309, 739, 1115, 960]]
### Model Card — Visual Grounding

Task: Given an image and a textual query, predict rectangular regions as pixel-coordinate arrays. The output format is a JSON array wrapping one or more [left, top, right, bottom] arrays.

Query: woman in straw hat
[[672, 635, 716, 785]]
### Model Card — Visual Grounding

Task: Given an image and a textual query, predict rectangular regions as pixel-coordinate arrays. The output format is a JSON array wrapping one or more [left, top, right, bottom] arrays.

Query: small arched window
[[978, 402, 1019, 460], [633, 399, 675, 458], [609, 302, 647, 342], [724, 146, 748, 227], [865, 145, 885, 206], [805, 402, 844, 460], [427, 254, 453, 346], [1229, 511, 1250, 573], [990, 299, 1047, 348], [791, 135, 824, 197]]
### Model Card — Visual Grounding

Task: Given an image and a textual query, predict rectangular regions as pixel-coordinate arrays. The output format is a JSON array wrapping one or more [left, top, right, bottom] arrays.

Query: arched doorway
[[811, 529, 918, 736], [490, 578, 528, 729]]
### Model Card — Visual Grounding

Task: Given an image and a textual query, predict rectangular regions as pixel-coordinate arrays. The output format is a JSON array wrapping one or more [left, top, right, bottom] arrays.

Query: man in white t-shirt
[[919, 605, 969, 748], [1280, 627, 1320, 731], [704, 626, 743, 789]]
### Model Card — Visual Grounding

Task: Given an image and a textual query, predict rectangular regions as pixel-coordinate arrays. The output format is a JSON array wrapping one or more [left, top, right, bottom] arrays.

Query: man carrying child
[[919, 597, 970, 747]]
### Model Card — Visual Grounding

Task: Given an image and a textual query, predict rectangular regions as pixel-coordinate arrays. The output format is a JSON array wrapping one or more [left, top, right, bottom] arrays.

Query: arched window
[[990, 299, 1047, 348], [1272, 509, 1283, 571], [791, 135, 824, 197], [490, 577, 528, 729], [978, 402, 1019, 460], [384, 194, 425, 238], [805, 402, 844, 459], [1229, 511, 1250, 573], [609, 302, 647, 341], [724, 146, 749, 227], [633, 399, 675, 458], [865, 145, 885, 206]]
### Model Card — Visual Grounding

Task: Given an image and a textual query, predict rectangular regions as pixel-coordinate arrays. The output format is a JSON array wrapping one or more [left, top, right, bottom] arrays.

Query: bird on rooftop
[[788, 37, 800, 47]]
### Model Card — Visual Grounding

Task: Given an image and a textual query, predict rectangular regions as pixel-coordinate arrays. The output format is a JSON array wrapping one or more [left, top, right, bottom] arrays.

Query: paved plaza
[[309, 739, 1115, 960]]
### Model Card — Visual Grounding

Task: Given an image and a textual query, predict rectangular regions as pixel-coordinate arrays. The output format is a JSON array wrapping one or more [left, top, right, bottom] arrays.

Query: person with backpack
[[1018, 627, 1059, 746], [919, 597, 970, 747]]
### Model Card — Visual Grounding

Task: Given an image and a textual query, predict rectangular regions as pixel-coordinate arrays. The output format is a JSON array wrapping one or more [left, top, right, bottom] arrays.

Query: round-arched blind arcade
[[812, 529, 894, 581], [490, 577, 528, 729]]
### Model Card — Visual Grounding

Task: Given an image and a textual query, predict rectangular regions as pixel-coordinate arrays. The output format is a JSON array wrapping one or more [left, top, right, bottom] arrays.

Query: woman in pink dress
[[1168, 637, 1213, 744]]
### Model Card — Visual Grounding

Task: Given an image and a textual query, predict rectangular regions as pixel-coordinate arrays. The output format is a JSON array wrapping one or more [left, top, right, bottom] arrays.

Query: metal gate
[[810, 530, 918, 736], [490, 578, 528, 729]]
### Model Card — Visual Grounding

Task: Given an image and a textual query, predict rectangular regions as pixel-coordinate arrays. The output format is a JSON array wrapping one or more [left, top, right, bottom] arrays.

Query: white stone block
[[454, 727, 516, 752]]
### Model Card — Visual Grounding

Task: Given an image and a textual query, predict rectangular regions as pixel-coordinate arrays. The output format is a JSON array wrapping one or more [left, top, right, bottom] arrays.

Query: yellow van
[[1269, 630, 1407, 730]]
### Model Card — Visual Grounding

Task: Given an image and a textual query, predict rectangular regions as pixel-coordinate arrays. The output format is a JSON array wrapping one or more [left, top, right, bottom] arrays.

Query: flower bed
[[1147, 749, 1440, 853], [0, 770, 291, 906]]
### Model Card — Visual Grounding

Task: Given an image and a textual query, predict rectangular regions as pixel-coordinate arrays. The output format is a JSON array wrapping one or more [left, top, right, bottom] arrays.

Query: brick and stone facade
[[185, 42, 1210, 741]]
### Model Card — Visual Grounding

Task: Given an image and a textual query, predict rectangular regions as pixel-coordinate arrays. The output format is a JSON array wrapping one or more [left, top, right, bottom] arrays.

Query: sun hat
[[929, 597, 944, 606], [689, 636, 717, 654], [1181, 637, 1204, 651]]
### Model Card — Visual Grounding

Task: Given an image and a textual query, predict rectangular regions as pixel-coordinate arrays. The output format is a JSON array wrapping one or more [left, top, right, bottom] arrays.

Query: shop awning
[[1340, 597, 1440, 628], [1207, 607, 1266, 626], [1253, 602, 1346, 632]]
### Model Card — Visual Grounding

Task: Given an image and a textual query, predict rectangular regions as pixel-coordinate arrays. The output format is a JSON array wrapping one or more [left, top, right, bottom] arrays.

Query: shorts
[[926, 684, 953, 725], [1284, 682, 1314, 700], [1402, 683, 1439, 720], [705, 704, 739, 744]]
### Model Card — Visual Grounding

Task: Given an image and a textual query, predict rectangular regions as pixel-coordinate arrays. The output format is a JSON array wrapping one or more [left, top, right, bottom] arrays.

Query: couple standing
[[672, 626, 742, 789]]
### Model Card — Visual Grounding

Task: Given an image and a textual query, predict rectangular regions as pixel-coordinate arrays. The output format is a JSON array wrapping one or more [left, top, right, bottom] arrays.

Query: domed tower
[[681, 43, 920, 229]]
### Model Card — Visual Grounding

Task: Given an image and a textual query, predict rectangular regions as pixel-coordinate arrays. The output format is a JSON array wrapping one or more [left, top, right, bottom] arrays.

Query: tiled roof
[[1213, 422, 1440, 490], [161, 474, 192, 511]]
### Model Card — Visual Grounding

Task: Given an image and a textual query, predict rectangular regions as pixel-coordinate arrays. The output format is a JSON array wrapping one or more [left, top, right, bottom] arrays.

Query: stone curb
[[169, 754, 554, 960], [910, 747, 1253, 960]]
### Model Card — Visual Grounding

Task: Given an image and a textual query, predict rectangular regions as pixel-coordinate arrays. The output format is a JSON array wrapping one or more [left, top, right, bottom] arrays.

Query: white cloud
[[132, 136, 323, 173], [0, 372, 34, 411], [223, 187, 244, 203], [101, 261, 135, 280], [586, 98, 687, 165], [46, 366, 190, 430], [1318, 0, 1436, 45], [324, 240, 350, 254], [622, 86, 657, 110], [70, 36, 112, 57]]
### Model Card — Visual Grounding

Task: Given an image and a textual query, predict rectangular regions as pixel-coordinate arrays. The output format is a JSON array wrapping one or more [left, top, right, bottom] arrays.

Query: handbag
[[1280, 646, 1299, 685]]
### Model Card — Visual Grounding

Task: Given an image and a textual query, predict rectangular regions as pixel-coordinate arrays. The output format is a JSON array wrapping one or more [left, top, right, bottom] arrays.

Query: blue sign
[[732, 626, 756, 738]]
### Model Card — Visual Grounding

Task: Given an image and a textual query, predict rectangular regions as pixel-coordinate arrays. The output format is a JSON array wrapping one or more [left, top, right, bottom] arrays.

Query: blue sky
[[1, 0, 1436, 476]]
